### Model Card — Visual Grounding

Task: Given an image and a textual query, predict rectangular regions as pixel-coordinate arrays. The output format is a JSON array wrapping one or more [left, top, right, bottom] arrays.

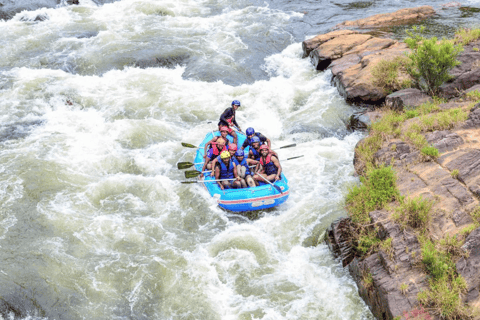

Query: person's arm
[[233, 163, 240, 180], [232, 115, 239, 129], [200, 156, 211, 178], [257, 133, 271, 149], [246, 158, 258, 166], [272, 156, 282, 181], [241, 140, 248, 150], [204, 137, 216, 156], [215, 165, 223, 190]]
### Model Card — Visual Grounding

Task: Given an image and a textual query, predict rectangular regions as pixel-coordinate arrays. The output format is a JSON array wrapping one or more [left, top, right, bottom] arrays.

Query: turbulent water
[[1, 0, 480, 319]]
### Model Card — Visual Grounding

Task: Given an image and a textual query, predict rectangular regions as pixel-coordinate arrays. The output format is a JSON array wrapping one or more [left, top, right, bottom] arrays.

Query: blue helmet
[[235, 150, 244, 157], [232, 100, 241, 106], [246, 127, 255, 136], [251, 136, 261, 143]]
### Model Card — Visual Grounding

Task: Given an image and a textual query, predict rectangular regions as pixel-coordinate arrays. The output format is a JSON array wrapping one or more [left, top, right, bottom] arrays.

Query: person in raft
[[248, 136, 278, 161], [200, 137, 227, 176], [215, 151, 241, 190], [203, 126, 230, 158], [233, 149, 257, 188], [218, 100, 242, 144], [205, 143, 239, 176], [253, 144, 282, 183], [241, 127, 271, 150]]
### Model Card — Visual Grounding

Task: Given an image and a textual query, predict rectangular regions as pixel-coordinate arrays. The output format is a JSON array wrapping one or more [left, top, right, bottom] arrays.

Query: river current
[[1, 0, 479, 319]]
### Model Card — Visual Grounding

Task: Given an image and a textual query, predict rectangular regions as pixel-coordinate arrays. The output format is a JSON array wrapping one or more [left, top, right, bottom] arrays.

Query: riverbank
[[303, 6, 480, 320]]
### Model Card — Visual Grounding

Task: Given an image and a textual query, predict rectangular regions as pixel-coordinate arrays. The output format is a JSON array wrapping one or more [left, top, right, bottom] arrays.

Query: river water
[[1, 0, 479, 319]]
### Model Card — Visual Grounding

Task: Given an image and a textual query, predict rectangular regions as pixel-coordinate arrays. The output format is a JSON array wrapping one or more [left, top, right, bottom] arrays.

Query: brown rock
[[343, 210, 429, 319], [441, 41, 480, 98], [310, 34, 372, 70], [325, 218, 356, 267], [302, 30, 357, 59], [336, 6, 435, 29], [425, 130, 464, 153], [462, 103, 480, 128], [332, 42, 411, 104], [385, 88, 433, 112], [457, 227, 480, 302]]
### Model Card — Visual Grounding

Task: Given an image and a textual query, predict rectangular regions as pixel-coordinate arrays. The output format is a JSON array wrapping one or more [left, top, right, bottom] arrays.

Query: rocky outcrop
[[441, 42, 480, 98], [302, 30, 410, 104], [327, 211, 429, 319], [457, 228, 480, 305], [384, 88, 433, 112], [335, 6, 436, 29]]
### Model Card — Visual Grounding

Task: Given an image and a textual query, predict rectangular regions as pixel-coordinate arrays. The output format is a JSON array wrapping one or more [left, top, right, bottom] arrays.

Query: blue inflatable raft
[[193, 131, 289, 212]]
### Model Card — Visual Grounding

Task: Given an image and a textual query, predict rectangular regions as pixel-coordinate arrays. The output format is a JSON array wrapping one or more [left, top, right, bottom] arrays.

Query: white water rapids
[[0, 0, 384, 318]]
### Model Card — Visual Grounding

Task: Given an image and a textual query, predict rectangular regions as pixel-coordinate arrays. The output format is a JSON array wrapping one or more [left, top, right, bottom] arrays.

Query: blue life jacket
[[250, 147, 261, 161], [243, 133, 265, 149], [260, 154, 278, 176], [233, 157, 251, 176], [219, 160, 235, 179]]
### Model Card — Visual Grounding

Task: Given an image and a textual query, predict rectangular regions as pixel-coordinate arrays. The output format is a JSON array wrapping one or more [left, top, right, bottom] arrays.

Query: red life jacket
[[211, 142, 227, 156], [260, 153, 278, 176]]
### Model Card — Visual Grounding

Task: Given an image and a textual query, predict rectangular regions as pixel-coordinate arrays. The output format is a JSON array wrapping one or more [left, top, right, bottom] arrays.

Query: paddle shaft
[[255, 172, 283, 194], [181, 178, 237, 184]]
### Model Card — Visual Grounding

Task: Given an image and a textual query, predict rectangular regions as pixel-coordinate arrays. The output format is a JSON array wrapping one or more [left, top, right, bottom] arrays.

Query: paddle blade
[[185, 170, 202, 178], [279, 143, 296, 149], [286, 155, 304, 161], [181, 180, 198, 184], [272, 183, 283, 194], [177, 162, 194, 169], [181, 142, 198, 148]]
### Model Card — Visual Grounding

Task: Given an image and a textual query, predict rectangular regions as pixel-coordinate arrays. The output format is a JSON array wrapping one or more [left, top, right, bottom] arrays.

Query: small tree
[[404, 26, 463, 96]]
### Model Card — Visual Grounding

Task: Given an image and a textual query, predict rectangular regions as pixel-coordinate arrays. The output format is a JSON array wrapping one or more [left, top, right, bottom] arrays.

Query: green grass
[[418, 238, 472, 319], [454, 28, 480, 46], [372, 56, 412, 94], [394, 195, 433, 230], [346, 165, 399, 224], [451, 169, 459, 179], [421, 145, 439, 158]]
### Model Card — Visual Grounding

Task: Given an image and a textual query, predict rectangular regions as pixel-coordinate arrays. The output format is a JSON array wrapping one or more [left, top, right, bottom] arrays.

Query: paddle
[[181, 178, 236, 184], [185, 165, 256, 178], [177, 161, 203, 169], [256, 173, 283, 194], [286, 155, 304, 160], [181, 142, 199, 148], [178, 155, 303, 170], [278, 143, 296, 149]]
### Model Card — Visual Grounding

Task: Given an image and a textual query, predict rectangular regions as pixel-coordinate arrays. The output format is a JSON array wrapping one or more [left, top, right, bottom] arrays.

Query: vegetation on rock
[[404, 26, 463, 96]]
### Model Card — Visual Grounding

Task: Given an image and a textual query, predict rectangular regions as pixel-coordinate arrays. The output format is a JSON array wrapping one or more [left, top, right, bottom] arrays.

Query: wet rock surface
[[335, 6, 436, 29]]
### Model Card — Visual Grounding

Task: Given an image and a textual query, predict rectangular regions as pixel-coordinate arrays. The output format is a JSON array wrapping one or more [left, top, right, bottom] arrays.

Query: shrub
[[421, 145, 439, 158], [400, 282, 409, 295], [372, 56, 412, 94], [404, 26, 463, 96]]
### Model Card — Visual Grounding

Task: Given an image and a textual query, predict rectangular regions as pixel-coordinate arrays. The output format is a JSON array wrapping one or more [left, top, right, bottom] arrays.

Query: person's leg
[[232, 180, 242, 188], [245, 175, 256, 188], [221, 181, 232, 189], [237, 165, 246, 178], [230, 130, 238, 145], [239, 178, 247, 188]]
